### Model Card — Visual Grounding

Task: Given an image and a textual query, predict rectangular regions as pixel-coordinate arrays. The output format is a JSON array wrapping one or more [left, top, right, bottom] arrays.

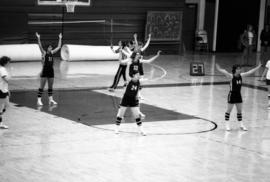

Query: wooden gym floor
[[1, 52, 270, 182]]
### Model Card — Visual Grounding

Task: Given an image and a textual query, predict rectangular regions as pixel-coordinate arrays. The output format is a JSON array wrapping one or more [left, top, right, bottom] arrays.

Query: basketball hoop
[[37, 0, 91, 13], [65, 0, 78, 13]]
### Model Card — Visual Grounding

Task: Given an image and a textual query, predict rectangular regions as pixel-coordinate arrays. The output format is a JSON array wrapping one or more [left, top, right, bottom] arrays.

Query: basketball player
[[133, 33, 151, 55], [36, 32, 62, 106], [260, 59, 270, 109], [115, 50, 161, 129], [0, 56, 11, 129], [115, 70, 146, 135], [216, 63, 262, 131], [122, 34, 153, 104], [108, 40, 128, 92]]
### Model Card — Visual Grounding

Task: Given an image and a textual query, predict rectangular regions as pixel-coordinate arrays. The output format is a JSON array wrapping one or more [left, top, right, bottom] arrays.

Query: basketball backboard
[[37, 0, 91, 13], [37, 0, 91, 6]]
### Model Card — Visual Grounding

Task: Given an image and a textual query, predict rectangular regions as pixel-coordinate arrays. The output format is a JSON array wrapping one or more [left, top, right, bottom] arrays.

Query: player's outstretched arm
[[122, 48, 132, 58], [133, 33, 138, 48], [260, 67, 268, 80], [125, 62, 132, 82], [52, 33, 62, 54], [215, 64, 232, 78], [241, 62, 262, 77], [35, 32, 45, 55], [141, 34, 151, 52], [141, 50, 161, 64]]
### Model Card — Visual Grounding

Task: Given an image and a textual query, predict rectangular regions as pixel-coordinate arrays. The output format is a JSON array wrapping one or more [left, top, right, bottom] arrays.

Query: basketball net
[[65, 0, 78, 13]]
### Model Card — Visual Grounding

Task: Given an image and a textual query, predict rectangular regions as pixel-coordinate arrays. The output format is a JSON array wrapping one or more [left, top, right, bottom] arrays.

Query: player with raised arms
[[36, 32, 62, 106], [216, 62, 262, 131]]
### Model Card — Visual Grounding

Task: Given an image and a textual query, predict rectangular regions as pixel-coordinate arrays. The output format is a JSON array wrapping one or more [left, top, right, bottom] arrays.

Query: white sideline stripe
[[28, 20, 106, 25]]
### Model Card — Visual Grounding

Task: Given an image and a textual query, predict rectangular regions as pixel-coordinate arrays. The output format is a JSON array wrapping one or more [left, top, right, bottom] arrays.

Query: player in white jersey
[[260, 60, 270, 109], [0, 56, 11, 129]]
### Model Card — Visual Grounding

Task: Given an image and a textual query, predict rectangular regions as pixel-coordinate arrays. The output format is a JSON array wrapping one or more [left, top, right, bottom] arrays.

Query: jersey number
[[236, 80, 241, 84], [131, 85, 137, 91]]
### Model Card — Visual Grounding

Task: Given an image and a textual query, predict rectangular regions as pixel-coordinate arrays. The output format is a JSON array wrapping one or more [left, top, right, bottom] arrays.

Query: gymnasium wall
[[216, 0, 260, 52], [0, 0, 185, 55]]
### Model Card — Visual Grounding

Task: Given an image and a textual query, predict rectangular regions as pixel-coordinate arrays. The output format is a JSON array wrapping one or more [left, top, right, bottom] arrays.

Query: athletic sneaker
[[49, 97, 57, 105], [49, 100, 57, 105], [0, 123, 8, 129], [240, 125, 248, 131], [115, 125, 120, 134], [138, 126, 146, 136], [225, 123, 231, 131], [139, 130, 146, 136], [37, 98, 43, 106], [225, 126, 231, 131]]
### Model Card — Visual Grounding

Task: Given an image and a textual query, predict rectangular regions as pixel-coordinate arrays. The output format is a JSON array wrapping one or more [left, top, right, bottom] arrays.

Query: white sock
[[37, 97, 43, 105]]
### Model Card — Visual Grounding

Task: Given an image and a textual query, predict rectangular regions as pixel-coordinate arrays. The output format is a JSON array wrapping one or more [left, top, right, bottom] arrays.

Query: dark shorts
[[266, 79, 270, 85], [120, 96, 139, 107], [227, 92, 242, 104], [41, 68, 54, 78], [0, 90, 9, 99]]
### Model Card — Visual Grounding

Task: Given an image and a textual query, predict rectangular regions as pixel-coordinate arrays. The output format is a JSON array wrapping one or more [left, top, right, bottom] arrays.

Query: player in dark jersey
[[114, 70, 145, 135], [216, 63, 262, 131], [108, 40, 128, 92], [36, 32, 62, 106], [120, 50, 161, 81], [122, 33, 152, 101], [115, 50, 161, 132], [121, 50, 161, 118], [129, 52, 145, 77]]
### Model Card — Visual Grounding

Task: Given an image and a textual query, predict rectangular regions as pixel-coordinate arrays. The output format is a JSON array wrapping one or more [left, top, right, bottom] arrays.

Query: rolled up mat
[[0, 44, 42, 61], [61, 44, 119, 61]]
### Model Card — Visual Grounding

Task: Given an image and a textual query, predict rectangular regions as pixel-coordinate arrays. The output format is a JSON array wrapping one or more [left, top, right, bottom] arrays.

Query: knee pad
[[116, 117, 122, 125], [136, 118, 142, 126], [38, 88, 43, 97], [48, 89, 53, 96], [237, 113, 242, 121], [225, 112, 230, 121]]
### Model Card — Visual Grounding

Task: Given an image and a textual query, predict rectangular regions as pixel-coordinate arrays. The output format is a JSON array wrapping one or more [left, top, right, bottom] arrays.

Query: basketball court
[[0, 52, 269, 182], [0, 0, 270, 182]]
